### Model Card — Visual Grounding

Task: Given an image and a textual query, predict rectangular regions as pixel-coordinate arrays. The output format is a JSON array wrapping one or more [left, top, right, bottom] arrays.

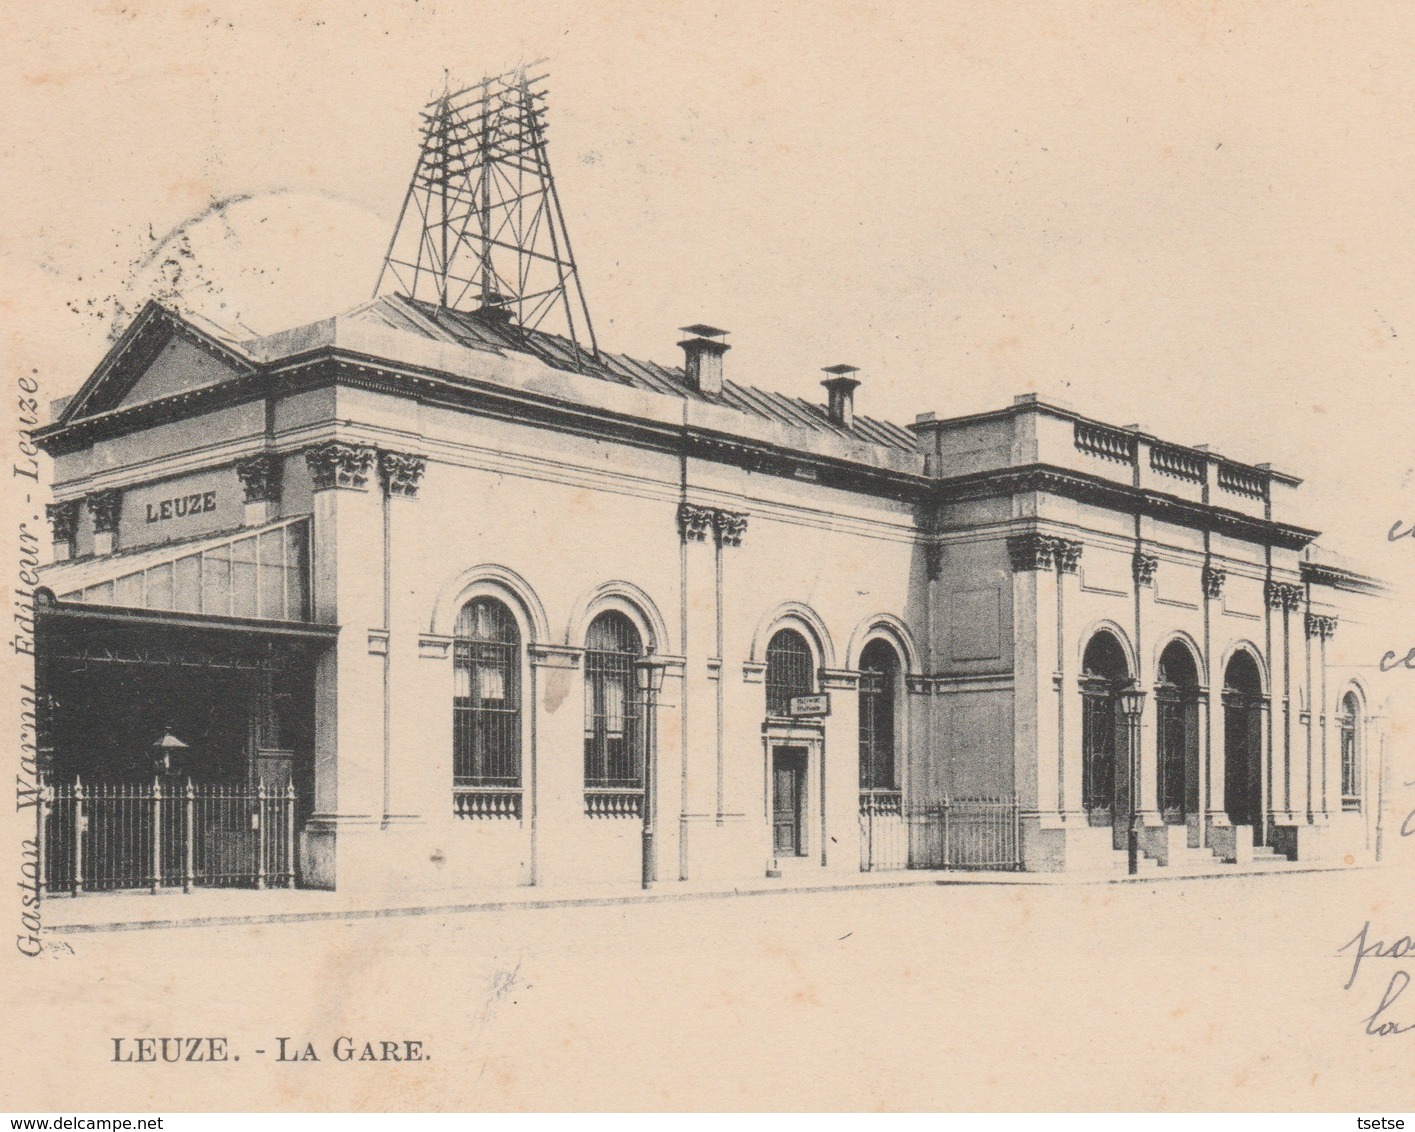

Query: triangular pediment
[[57, 302, 257, 426], [113, 335, 245, 410]]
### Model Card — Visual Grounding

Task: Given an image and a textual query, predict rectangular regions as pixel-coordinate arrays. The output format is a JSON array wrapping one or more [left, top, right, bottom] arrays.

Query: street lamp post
[[634, 660, 666, 890], [1117, 683, 1147, 876]]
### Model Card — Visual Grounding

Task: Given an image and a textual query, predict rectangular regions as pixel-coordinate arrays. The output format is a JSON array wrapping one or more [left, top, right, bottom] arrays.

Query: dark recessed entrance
[[34, 599, 332, 893], [1223, 650, 1265, 844], [771, 746, 808, 858]]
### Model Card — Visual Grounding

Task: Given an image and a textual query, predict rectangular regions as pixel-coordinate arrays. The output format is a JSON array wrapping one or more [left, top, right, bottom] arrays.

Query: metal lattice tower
[[374, 63, 598, 362]]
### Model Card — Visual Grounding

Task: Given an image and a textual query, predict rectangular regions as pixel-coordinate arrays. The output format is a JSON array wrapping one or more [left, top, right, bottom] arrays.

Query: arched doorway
[[1080, 631, 1130, 841], [764, 626, 821, 864], [1155, 641, 1200, 826], [1223, 650, 1264, 842]]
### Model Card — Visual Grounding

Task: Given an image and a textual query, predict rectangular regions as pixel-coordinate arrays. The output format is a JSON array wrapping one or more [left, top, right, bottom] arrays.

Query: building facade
[[31, 295, 1387, 896]]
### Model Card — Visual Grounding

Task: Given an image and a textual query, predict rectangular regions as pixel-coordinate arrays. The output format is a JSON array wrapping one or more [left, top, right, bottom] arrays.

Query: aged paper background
[[4, 0, 1415, 1111]]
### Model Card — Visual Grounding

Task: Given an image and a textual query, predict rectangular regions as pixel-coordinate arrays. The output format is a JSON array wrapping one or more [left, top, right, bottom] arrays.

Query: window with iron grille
[[1081, 680, 1116, 813], [1155, 643, 1199, 821], [765, 628, 815, 717], [858, 639, 899, 790], [1340, 691, 1361, 811], [1080, 632, 1128, 817], [453, 598, 521, 787], [584, 611, 644, 789]]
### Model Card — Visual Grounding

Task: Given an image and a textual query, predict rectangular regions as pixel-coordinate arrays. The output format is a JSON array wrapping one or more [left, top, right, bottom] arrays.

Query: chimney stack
[[821, 365, 861, 429], [679, 325, 731, 396]]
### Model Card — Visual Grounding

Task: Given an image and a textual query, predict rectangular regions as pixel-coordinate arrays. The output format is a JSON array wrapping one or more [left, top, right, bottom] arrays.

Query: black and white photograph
[[4, 1, 1415, 1116]]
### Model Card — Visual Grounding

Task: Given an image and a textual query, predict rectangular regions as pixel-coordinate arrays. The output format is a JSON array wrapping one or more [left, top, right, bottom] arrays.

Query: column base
[[1205, 816, 1252, 864], [1019, 818, 1115, 872], [1270, 820, 1323, 862], [1140, 820, 1188, 867], [299, 814, 379, 890]]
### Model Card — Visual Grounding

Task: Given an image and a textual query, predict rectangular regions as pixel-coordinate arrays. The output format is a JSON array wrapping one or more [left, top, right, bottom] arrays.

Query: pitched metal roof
[[355, 294, 917, 451]]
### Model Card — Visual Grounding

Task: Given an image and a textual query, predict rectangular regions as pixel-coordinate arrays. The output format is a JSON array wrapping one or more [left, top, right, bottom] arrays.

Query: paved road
[[5, 869, 1410, 1110]]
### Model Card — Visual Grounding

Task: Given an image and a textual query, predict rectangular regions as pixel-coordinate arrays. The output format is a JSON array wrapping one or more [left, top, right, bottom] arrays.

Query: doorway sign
[[788, 694, 830, 718]]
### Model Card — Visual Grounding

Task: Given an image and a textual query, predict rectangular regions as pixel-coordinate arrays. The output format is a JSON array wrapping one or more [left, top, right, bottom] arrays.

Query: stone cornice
[[34, 349, 1321, 551], [1300, 560, 1386, 596], [528, 643, 583, 669], [938, 464, 1317, 551]]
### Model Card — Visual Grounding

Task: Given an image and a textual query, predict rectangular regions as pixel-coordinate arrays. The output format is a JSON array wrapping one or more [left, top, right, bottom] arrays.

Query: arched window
[[453, 597, 521, 788], [859, 639, 900, 791], [765, 628, 815, 717], [1155, 642, 1200, 824], [1340, 691, 1362, 811], [1081, 631, 1130, 824], [584, 611, 644, 790]]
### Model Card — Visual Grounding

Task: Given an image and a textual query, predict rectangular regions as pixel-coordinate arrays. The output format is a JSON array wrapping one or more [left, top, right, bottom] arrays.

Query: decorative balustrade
[[1074, 422, 1136, 465], [1149, 444, 1205, 484], [1217, 462, 1268, 500], [453, 788, 522, 820], [858, 789, 903, 817], [584, 789, 643, 819]]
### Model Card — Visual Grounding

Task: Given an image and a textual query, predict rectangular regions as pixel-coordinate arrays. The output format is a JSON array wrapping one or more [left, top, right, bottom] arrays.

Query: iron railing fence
[[38, 778, 297, 895], [860, 795, 1022, 872]]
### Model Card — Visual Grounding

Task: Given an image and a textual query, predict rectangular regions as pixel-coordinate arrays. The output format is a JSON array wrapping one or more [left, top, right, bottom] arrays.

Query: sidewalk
[[39, 856, 1367, 934]]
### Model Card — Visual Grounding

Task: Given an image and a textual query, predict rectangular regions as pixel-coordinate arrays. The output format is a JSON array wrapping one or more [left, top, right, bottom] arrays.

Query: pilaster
[[235, 453, 282, 527], [820, 667, 860, 872], [1008, 533, 1052, 824], [1133, 549, 1161, 827], [300, 441, 383, 889], [528, 644, 584, 885], [1202, 562, 1229, 840], [45, 500, 79, 563], [379, 450, 428, 827], [87, 489, 122, 556]]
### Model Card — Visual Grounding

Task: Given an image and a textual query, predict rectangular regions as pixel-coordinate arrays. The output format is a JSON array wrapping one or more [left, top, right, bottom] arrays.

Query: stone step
[[1169, 848, 1220, 865], [1113, 852, 1160, 872]]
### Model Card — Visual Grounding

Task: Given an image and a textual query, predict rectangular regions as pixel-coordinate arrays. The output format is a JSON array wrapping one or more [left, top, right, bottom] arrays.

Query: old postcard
[[4, 1, 1415, 1113]]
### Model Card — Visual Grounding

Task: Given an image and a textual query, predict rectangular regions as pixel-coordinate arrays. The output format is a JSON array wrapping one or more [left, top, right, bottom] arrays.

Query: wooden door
[[772, 748, 806, 857]]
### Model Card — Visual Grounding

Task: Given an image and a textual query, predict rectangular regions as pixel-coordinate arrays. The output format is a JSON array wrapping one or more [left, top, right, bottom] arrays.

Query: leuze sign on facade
[[119, 467, 243, 549]]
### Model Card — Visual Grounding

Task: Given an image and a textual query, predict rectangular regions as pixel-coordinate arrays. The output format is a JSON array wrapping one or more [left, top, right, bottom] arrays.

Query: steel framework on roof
[[374, 62, 598, 366]]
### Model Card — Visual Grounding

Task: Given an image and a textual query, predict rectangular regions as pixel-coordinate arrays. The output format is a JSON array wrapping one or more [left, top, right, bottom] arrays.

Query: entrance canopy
[[34, 591, 337, 785], [40, 515, 311, 623]]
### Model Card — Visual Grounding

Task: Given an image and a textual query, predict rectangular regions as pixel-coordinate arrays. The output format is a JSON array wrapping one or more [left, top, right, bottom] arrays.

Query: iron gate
[[38, 778, 297, 894], [860, 795, 1022, 872]]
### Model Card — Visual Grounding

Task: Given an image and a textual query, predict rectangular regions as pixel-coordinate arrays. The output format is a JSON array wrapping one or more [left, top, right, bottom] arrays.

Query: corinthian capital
[[235, 453, 283, 504], [1007, 533, 1055, 572], [304, 442, 376, 492], [677, 503, 714, 543], [378, 450, 427, 498], [714, 510, 749, 548]]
